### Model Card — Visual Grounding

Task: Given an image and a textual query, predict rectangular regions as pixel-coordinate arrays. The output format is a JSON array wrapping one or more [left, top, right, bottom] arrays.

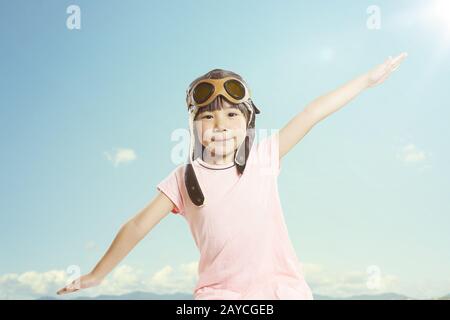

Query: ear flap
[[235, 135, 248, 174], [235, 112, 257, 174], [184, 163, 205, 206], [184, 106, 206, 207]]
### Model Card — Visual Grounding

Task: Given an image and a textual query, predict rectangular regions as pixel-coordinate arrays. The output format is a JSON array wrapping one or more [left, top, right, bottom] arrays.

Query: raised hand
[[367, 52, 408, 88]]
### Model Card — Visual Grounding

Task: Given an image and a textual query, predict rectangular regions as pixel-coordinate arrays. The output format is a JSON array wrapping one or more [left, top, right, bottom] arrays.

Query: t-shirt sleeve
[[156, 166, 186, 216], [256, 131, 282, 177]]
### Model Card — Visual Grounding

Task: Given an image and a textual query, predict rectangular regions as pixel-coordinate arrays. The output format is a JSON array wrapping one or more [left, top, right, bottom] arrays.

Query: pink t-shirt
[[157, 132, 314, 300]]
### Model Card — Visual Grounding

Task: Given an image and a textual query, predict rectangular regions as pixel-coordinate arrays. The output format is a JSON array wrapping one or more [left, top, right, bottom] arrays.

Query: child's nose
[[214, 116, 227, 130]]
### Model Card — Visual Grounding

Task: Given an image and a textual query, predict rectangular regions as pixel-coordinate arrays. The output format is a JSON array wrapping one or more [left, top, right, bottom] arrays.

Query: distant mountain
[[36, 291, 447, 300], [314, 292, 414, 300], [435, 294, 450, 300]]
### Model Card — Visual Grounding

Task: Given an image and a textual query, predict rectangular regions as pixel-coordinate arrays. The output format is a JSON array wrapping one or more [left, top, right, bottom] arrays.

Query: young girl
[[57, 53, 407, 299]]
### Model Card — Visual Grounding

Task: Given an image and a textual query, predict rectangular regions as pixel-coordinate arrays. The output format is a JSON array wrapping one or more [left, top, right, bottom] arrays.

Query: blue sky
[[1, 0, 449, 299]]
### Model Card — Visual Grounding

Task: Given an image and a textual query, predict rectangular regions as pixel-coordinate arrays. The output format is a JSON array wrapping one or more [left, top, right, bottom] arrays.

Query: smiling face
[[194, 97, 248, 164]]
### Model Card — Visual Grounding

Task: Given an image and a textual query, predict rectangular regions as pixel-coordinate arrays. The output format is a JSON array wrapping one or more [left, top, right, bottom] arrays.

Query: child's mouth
[[211, 135, 234, 142], [215, 138, 230, 141]]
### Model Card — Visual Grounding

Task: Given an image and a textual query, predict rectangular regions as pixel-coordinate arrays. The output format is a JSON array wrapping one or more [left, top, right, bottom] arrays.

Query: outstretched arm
[[279, 52, 408, 159], [56, 191, 174, 295]]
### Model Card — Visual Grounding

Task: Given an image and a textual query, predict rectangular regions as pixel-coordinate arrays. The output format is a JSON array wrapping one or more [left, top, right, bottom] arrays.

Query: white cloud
[[397, 144, 426, 163], [90, 264, 144, 296], [396, 143, 432, 172], [150, 265, 173, 285], [390, 1, 450, 40], [0, 262, 198, 300], [85, 241, 98, 251], [1, 261, 448, 299], [104, 148, 137, 167], [303, 263, 401, 298], [144, 261, 198, 294], [0, 270, 67, 299]]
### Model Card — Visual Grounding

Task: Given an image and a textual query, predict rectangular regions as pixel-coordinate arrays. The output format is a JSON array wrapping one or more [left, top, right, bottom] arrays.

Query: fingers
[[57, 287, 79, 295], [394, 52, 408, 63], [369, 52, 408, 87], [381, 52, 407, 76], [382, 59, 392, 74], [56, 280, 80, 295], [389, 52, 408, 71], [391, 64, 400, 72], [57, 287, 68, 295], [375, 57, 392, 78], [57, 286, 77, 295]]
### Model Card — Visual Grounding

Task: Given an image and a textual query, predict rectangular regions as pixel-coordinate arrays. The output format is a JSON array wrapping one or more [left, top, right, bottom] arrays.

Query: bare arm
[[90, 191, 174, 279], [57, 191, 175, 295], [279, 52, 408, 159]]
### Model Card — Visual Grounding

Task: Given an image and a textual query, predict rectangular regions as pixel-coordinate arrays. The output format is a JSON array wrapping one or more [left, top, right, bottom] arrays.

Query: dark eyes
[[202, 112, 238, 119]]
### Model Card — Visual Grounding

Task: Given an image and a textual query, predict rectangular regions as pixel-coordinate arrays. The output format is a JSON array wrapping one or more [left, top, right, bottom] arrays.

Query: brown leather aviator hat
[[184, 69, 261, 207]]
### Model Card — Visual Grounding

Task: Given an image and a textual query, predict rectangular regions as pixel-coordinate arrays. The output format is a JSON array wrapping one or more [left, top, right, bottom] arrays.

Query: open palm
[[56, 272, 103, 296], [367, 52, 408, 88]]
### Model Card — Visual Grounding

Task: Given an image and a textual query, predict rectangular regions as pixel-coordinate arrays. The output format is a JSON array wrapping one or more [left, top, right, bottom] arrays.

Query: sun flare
[[423, 0, 450, 38]]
